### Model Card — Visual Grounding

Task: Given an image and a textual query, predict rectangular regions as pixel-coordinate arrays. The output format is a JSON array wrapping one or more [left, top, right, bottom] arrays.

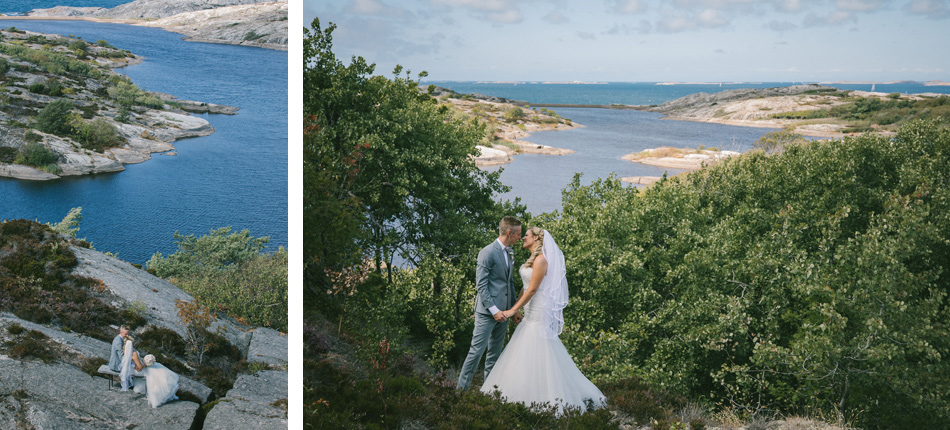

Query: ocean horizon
[[424, 81, 950, 107], [1, 1, 125, 15]]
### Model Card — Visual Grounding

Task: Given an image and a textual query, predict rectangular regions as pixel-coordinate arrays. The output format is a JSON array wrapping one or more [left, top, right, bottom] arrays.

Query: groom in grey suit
[[108, 325, 129, 372], [457, 216, 522, 391]]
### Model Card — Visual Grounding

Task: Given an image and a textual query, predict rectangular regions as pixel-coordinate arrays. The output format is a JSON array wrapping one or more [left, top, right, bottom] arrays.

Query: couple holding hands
[[457, 216, 606, 414]]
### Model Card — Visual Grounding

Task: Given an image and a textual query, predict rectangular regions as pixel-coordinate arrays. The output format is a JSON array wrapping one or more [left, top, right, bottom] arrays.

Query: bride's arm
[[504, 255, 547, 318]]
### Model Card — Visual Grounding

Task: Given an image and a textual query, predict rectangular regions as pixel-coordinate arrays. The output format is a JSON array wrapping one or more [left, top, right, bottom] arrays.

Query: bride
[[119, 337, 180, 408], [480, 227, 606, 414]]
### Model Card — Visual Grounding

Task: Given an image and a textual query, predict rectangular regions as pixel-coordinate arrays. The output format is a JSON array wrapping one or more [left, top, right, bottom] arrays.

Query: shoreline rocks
[[18, 0, 288, 51]]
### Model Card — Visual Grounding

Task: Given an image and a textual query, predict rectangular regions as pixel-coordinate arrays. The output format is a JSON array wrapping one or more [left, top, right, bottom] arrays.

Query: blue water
[[0, 20, 287, 265], [425, 81, 950, 106], [485, 108, 775, 214], [1, 1, 126, 15]]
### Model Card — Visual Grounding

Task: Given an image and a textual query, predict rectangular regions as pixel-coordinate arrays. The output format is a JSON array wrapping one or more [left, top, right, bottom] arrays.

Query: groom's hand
[[493, 311, 507, 322]]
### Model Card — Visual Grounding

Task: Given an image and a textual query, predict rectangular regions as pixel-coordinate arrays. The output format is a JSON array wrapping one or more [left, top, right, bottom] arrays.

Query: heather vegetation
[[771, 92, 950, 132], [0, 214, 271, 401], [306, 16, 949, 430]]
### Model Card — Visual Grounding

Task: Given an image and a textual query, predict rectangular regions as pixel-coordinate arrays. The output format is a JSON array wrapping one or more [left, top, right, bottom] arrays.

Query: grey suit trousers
[[456, 311, 508, 391]]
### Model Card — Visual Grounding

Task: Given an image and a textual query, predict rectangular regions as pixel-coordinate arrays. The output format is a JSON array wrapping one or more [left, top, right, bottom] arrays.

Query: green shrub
[[72, 116, 124, 152], [0, 146, 18, 163], [34, 98, 74, 135], [14, 141, 58, 167]]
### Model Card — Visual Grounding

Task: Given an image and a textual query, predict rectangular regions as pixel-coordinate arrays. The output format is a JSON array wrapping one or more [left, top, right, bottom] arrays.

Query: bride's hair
[[522, 227, 544, 268]]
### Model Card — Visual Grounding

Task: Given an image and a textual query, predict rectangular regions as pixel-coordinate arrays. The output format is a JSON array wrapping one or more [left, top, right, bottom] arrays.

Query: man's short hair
[[120, 325, 129, 332], [499, 216, 522, 235]]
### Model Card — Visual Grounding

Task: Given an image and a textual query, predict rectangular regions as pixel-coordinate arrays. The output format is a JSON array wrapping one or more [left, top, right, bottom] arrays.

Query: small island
[[0, 27, 238, 180], [425, 86, 579, 166], [635, 83, 950, 137]]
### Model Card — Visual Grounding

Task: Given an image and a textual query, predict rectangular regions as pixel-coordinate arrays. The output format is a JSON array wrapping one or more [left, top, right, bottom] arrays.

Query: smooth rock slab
[[203, 370, 287, 430], [246, 327, 287, 368], [0, 359, 198, 429]]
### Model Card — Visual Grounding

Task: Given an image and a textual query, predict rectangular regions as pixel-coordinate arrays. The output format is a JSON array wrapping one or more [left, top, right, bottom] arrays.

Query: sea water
[[428, 81, 950, 214], [0, 20, 287, 264], [1, 1, 127, 15]]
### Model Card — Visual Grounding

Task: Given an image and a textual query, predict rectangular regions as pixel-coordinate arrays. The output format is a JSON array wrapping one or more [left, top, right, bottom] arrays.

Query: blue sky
[[304, 0, 949, 82]]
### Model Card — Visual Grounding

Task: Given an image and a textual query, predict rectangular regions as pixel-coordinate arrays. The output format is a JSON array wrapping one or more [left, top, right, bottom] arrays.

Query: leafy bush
[[14, 141, 58, 167], [0, 146, 17, 163], [504, 106, 525, 121], [534, 119, 950, 429], [34, 98, 74, 135], [70, 116, 125, 152]]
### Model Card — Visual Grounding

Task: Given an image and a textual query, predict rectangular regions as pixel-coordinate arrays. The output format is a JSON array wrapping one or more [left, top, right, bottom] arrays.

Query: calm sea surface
[[1, 1, 126, 15], [428, 81, 950, 215], [0, 21, 287, 264]]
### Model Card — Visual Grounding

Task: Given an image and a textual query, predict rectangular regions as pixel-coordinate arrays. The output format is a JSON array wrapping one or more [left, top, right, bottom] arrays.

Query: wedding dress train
[[118, 340, 179, 408], [480, 265, 606, 414]]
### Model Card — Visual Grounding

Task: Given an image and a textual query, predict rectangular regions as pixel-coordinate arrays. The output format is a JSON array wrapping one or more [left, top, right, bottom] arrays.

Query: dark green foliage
[[137, 325, 187, 356], [304, 18, 522, 321], [95, 39, 115, 49], [14, 141, 57, 167], [72, 117, 125, 152], [599, 377, 686, 424], [0, 58, 9, 75], [175, 390, 202, 404], [34, 98, 74, 135], [80, 356, 107, 376], [28, 83, 46, 94], [7, 323, 25, 335], [539, 120, 950, 429], [197, 366, 233, 396], [4, 329, 57, 363], [0, 146, 17, 163], [147, 229, 286, 331], [24, 130, 42, 143], [0, 220, 121, 342]]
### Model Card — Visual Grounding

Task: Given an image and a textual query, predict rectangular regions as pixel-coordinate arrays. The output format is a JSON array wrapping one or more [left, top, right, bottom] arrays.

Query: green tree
[[542, 120, 950, 429], [303, 18, 519, 293], [146, 227, 269, 278], [34, 98, 74, 135], [14, 142, 58, 167]]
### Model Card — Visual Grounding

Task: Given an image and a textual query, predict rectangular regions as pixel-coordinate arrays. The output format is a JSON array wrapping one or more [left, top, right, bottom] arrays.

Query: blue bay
[[0, 21, 287, 264]]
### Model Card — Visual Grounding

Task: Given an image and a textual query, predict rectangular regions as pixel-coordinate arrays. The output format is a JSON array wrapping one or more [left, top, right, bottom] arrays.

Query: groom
[[108, 325, 129, 372], [457, 216, 522, 391]]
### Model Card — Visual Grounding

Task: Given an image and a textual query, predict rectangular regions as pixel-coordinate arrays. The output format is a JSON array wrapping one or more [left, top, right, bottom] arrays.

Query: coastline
[[0, 4, 288, 52], [0, 26, 237, 180]]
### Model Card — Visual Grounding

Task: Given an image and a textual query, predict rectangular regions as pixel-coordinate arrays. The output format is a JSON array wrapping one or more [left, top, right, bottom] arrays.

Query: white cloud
[[715, 48, 726, 53], [578, 31, 597, 40], [904, 0, 950, 18], [803, 10, 856, 26], [488, 9, 523, 23], [697, 8, 729, 26], [544, 11, 570, 24], [610, 0, 648, 14], [835, 0, 889, 12]]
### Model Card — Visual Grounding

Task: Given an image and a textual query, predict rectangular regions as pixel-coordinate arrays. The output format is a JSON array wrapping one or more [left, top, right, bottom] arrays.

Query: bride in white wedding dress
[[119, 339, 180, 408], [480, 227, 606, 414]]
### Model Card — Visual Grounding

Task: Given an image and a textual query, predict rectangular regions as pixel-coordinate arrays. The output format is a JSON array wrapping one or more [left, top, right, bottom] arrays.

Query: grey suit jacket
[[108, 335, 124, 372], [474, 240, 516, 316]]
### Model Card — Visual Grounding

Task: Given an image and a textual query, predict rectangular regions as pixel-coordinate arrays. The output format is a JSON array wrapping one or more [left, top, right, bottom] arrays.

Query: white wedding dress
[[119, 340, 179, 408], [480, 265, 606, 414]]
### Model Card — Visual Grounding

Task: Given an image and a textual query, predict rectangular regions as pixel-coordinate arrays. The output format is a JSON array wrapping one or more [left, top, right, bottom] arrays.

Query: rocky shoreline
[[0, 27, 238, 180], [426, 87, 580, 166], [6, 0, 288, 51]]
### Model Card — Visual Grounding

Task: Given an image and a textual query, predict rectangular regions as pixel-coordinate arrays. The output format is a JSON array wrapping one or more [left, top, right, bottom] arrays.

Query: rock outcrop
[[203, 370, 288, 429], [0, 28, 237, 180], [24, 0, 288, 51], [134, 2, 288, 51], [0, 241, 287, 428], [0, 360, 200, 429]]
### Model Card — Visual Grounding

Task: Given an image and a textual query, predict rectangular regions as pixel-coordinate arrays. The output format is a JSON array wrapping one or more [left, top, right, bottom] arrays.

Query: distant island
[[0, 27, 237, 180], [1, 0, 288, 51], [635, 83, 950, 137]]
